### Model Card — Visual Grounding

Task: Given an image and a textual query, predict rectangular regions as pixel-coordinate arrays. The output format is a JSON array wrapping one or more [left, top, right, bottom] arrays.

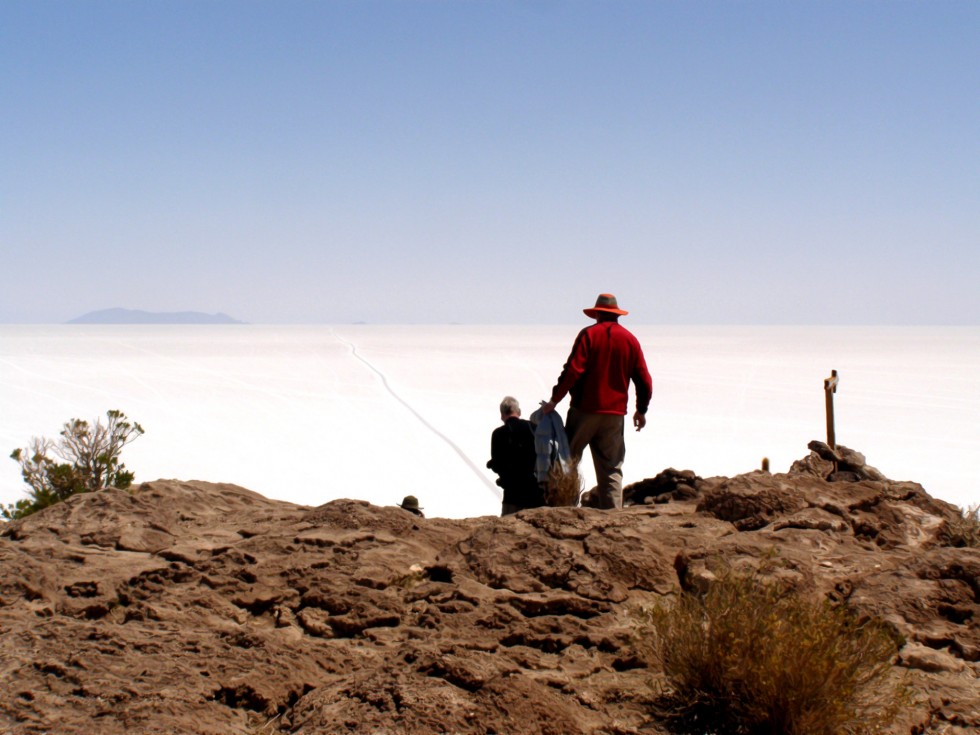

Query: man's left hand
[[633, 411, 646, 432]]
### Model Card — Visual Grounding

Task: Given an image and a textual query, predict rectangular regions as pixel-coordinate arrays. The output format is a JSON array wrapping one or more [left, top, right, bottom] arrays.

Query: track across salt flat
[[2, 325, 977, 516], [335, 334, 500, 499]]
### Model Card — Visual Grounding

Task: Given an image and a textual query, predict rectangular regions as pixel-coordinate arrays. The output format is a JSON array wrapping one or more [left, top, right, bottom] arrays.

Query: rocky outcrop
[[0, 464, 977, 734], [797, 440, 889, 482], [623, 468, 701, 505]]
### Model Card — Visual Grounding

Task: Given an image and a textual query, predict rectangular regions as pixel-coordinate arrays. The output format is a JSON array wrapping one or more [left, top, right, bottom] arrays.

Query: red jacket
[[550, 321, 652, 416]]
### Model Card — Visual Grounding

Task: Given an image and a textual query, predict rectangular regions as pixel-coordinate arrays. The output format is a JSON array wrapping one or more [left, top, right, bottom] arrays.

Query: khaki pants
[[565, 408, 626, 509]]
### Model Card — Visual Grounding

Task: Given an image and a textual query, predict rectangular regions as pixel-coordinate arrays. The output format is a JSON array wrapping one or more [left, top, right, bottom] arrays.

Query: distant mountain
[[67, 308, 246, 325]]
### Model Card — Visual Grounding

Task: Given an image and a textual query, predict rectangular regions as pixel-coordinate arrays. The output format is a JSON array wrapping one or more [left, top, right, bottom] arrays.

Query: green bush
[[4, 410, 144, 521], [635, 569, 905, 735]]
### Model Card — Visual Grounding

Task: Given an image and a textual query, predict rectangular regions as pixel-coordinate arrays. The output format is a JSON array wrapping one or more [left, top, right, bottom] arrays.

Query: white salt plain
[[1, 325, 977, 518]]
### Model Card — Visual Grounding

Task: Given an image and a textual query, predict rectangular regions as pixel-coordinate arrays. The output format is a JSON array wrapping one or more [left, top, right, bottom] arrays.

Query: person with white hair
[[486, 396, 544, 516]]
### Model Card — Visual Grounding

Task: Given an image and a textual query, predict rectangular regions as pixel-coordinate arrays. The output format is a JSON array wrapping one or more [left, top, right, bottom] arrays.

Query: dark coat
[[487, 417, 544, 508]]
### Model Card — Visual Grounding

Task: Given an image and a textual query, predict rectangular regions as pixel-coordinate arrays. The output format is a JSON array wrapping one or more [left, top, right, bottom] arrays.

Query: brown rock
[[0, 469, 976, 735], [696, 472, 808, 530], [900, 642, 968, 673], [788, 450, 836, 478], [623, 467, 701, 505]]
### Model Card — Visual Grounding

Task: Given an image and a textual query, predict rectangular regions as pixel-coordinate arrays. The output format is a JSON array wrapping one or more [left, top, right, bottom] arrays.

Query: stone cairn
[[793, 440, 889, 483]]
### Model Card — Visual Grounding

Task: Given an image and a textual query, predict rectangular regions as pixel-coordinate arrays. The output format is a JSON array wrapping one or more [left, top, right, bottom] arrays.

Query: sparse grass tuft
[[942, 504, 980, 548], [248, 712, 283, 734], [544, 460, 582, 507], [634, 569, 906, 735], [391, 563, 428, 589]]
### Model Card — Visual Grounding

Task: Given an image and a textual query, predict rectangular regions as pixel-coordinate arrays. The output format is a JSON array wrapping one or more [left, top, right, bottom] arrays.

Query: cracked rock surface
[[1, 464, 977, 734]]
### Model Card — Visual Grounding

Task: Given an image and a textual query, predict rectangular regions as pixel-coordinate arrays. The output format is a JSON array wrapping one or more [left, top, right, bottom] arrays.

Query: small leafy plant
[[4, 410, 144, 520], [634, 568, 905, 735]]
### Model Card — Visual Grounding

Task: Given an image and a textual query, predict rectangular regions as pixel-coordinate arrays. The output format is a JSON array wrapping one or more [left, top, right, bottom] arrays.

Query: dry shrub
[[635, 570, 905, 735], [942, 504, 980, 548], [544, 460, 582, 507]]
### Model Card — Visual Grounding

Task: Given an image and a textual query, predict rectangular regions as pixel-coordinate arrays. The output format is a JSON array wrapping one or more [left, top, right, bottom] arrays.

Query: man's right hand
[[540, 400, 556, 415]]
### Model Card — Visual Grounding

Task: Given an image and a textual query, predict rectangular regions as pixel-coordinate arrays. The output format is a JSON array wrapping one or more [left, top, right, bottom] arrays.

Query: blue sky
[[2, 1, 978, 324]]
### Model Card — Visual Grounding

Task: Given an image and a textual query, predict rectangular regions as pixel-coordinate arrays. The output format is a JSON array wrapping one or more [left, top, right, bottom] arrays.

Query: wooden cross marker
[[824, 369, 839, 450]]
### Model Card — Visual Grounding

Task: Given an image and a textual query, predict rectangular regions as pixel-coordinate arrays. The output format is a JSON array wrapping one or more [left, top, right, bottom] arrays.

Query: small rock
[[900, 643, 967, 674]]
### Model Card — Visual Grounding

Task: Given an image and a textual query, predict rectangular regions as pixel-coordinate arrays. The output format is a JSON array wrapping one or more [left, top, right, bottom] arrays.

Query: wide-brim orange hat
[[583, 293, 629, 319]]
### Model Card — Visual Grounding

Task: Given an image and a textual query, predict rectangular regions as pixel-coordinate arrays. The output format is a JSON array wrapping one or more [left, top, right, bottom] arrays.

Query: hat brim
[[584, 306, 628, 318]]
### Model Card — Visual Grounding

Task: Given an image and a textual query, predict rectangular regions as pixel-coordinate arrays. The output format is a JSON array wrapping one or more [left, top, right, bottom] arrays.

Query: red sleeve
[[632, 341, 653, 414], [550, 328, 590, 404]]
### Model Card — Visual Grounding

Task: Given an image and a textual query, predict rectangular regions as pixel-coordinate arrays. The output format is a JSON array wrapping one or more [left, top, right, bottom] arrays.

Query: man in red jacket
[[541, 293, 653, 509]]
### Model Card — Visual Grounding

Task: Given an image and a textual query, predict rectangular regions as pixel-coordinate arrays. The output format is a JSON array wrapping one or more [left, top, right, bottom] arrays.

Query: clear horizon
[[2, 1, 978, 325], [7, 312, 980, 327]]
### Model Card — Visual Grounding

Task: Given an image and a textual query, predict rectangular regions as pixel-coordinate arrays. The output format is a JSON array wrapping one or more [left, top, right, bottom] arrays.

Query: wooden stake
[[824, 369, 839, 450]]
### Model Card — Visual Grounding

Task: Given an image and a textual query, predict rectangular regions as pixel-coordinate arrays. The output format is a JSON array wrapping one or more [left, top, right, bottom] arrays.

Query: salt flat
[[1, 325, 977, 518]]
